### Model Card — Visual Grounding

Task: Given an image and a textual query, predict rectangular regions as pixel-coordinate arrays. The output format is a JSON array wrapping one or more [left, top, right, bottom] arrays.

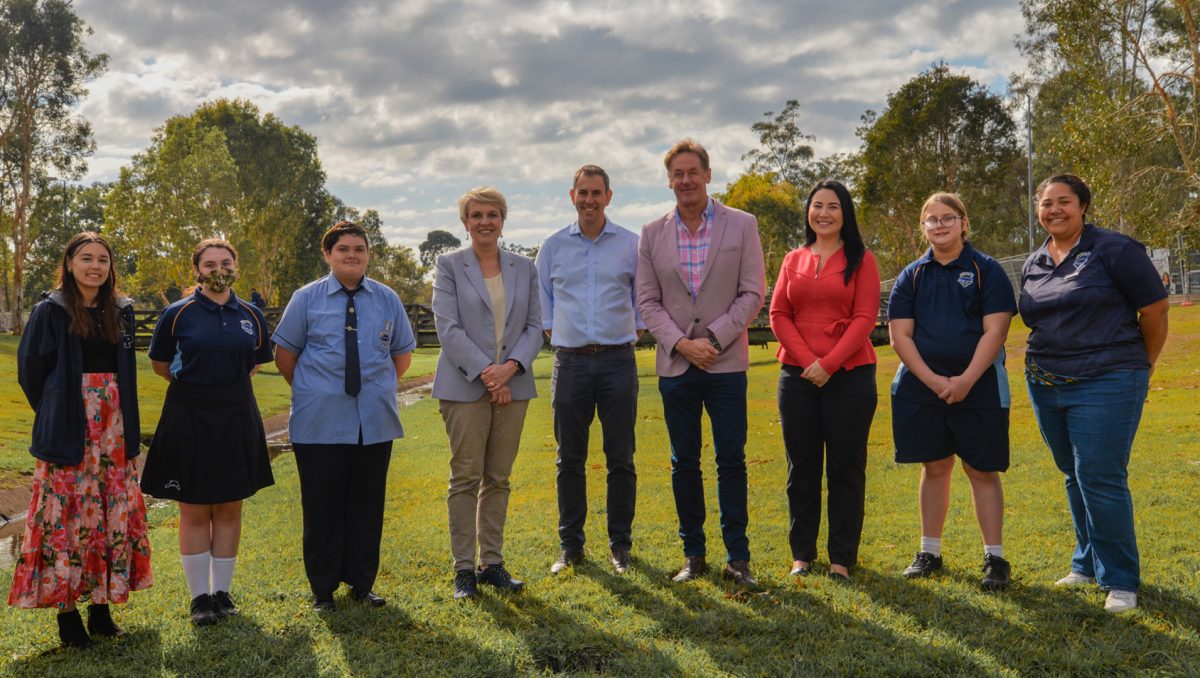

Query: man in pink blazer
[[635, 138, 765, 587]]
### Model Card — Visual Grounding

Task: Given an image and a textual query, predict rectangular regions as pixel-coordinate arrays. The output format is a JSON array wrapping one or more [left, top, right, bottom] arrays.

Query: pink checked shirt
[[675, 198, 716, 299]]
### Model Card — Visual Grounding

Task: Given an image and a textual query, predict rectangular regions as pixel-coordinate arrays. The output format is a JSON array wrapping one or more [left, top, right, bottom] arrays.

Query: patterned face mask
[[198, 268, 238, 293]]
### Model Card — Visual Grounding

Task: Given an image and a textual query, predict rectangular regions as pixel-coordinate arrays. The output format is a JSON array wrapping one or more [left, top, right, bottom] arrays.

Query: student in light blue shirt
[[535, 165, 644, 576], [273, 221, 415, 611]]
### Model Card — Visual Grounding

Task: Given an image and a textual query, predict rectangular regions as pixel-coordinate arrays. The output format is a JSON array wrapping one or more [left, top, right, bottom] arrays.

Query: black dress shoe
[[312, 593, 336, 612], [551, 549, 584, 575], [828, 571, 851, 584], [87, 603, 126, 637], [671, 556, 708, 583], [723, 560, 760, 588], [453, 569, 478, 599], [190, 594, 220, 626], [211, 591, 239, 617], [57, 609, 92, 649], [351, 588, 386, 607], [609, 548, 630, 575], [477, 563, 524, 592]]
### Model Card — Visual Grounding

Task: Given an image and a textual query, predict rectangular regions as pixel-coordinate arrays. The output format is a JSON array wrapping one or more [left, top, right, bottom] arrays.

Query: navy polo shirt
[[888, 242, 1017, 407], [149, 289, 274, 385], [1020, 224, 1167, 379]]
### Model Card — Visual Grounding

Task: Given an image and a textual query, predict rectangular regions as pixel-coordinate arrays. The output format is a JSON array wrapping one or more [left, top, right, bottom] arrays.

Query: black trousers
[[778, 363, 876, 567], [293, 440, 392, 596]]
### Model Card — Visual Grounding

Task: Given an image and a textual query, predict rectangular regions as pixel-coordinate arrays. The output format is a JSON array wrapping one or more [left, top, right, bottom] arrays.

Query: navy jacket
[[17, 291, 141, 465]]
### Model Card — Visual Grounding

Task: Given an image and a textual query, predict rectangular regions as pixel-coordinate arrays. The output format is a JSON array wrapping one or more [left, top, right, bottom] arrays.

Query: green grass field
[[1, 309, 1198, 676]]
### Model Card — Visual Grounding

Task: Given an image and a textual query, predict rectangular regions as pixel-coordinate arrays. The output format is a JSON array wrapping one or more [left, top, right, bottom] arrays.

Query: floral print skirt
[[7, 373, 154, 609]]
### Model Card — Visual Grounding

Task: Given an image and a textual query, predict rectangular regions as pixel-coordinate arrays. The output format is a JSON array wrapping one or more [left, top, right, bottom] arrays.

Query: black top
[[81, 307, 119, 373]]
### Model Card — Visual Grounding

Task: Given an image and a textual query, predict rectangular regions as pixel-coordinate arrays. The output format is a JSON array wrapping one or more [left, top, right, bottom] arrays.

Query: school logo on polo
[[1073, 251, 1091, 271], [240, 319, 254, 335], [957, 271, 975, 288]]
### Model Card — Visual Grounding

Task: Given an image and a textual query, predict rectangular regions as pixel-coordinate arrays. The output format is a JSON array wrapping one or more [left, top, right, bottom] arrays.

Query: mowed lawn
[[1, 307, 1199, 676]]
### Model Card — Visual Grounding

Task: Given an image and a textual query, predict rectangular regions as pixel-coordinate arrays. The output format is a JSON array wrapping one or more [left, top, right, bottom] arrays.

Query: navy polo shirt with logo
[[1019, 224, 1167, 379], [888, 242, 1017, 407], [149, 289, 274, 385]]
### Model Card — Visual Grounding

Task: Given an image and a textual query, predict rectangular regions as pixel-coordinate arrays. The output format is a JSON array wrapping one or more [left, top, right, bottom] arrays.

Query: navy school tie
[[341, 287, 361, 396]]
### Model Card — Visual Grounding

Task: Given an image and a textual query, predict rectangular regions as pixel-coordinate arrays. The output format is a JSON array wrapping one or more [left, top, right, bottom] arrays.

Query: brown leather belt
[[555, 343, 631, 355]]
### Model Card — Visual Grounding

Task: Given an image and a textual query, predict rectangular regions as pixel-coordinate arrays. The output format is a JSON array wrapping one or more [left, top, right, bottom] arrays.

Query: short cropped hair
[[458, 186, 508, 223], [573, 165, 611, 192], [322, 220, 370, 252], [663, 138, 710, 173]]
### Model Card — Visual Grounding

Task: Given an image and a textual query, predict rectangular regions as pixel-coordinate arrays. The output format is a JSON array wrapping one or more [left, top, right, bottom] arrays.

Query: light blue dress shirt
[[272, 274, 416, 445], [535, 219, 644, 348]]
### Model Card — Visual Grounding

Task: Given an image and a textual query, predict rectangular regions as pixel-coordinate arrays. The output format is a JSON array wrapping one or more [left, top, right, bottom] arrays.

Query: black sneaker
[[902, 551, 943, 579], [190, 594, 220, 626], [212, 590, 239, 617], [981, 554, 1011, 591], [453, 569, 478, 599], [477, 563, 524, 592]]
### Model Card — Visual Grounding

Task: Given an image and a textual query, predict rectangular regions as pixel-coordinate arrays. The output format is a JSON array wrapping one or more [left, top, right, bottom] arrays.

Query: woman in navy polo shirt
[[1021, 174, 1169, 613], [888, 193, 1016, 590], [141, 238, 275, 625]]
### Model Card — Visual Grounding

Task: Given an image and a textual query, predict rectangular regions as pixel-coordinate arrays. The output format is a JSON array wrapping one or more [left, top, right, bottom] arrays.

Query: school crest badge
[[957, 271, 975, 288], [240, 319, 254, 335]]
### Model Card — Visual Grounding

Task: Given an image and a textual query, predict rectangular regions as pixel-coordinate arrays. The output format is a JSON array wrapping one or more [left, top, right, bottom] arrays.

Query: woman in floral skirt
[[10, 232, 153, 648]]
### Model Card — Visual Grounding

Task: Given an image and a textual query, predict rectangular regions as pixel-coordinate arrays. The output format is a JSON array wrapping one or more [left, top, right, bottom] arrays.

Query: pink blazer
[[636, 200, 765, 377]]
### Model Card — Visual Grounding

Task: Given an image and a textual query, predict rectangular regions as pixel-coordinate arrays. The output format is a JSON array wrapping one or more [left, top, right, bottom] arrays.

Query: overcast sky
[[73, 0, 1028, 247]]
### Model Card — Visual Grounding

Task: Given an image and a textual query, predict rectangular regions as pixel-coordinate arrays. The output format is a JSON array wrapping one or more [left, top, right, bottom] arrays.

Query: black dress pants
[[778, 363, 876, 567], [293, 440, 392, 596]]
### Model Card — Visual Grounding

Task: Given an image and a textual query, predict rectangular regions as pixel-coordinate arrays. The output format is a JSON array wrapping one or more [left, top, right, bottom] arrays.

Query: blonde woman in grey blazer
[[432, 186, 542, 600]]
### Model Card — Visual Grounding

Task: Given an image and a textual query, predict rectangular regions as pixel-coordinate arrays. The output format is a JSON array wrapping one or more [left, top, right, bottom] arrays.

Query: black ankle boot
[[87, 603, 126, 637], [56, 609, 92, 649]]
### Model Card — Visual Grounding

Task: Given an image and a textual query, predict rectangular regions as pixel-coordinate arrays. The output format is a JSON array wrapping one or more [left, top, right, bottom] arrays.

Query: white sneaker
[[1055, 572, 1096, 586], [1104, 590, 1138, 613]]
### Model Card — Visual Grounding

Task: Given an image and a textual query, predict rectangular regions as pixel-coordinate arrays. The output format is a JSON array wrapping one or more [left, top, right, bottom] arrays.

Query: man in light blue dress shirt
[[536, 165, 644, 575], [273, 221, 416, 611]]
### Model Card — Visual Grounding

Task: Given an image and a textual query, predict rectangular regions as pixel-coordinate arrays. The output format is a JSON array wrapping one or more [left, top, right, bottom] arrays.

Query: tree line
[[5, 0, 1199, 332]]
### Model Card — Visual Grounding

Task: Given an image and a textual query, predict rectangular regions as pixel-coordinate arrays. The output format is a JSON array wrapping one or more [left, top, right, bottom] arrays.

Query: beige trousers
[[440, 395, 530, 571]]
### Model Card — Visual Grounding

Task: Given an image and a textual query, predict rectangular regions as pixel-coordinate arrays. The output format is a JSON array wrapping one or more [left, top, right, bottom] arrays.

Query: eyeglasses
[[922, 215, 964, 229]]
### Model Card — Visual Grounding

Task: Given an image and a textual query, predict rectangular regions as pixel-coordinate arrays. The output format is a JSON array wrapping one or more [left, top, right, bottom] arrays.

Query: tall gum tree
[[0, 0, 105, 332]]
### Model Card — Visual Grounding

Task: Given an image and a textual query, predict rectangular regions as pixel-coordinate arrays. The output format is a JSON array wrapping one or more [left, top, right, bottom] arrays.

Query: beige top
[[483, 274, 506, 361]]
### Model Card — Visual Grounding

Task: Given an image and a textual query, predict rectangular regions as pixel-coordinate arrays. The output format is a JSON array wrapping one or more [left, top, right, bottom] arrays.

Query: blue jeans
[[552, 346, 638, 551], [1027, 369, 1148, 592], [658, 366, 750, 563]]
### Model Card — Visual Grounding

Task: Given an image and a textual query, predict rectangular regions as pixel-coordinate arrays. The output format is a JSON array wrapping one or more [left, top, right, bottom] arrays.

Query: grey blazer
[[431, 247, 542, 402]]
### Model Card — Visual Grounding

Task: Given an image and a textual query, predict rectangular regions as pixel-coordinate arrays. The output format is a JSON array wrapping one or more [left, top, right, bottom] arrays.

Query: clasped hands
[[674, 337, 719, 370], [924, 374, 974, 405], [481, 360, 519, 405]]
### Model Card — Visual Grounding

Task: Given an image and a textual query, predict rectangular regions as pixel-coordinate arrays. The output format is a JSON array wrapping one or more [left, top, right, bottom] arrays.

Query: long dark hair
[[57, 232, 121, 342], [803, 179, 865, 285]]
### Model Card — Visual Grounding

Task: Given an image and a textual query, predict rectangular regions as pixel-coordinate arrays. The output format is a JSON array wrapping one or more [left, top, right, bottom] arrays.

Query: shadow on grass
[[478, 589, 684, 675], [160, 615, 320, 676], [8, 624, 164, 677], [590, 561, 1003, 675], [322, 596, 515, 675], [856, 568, 1200, 674]]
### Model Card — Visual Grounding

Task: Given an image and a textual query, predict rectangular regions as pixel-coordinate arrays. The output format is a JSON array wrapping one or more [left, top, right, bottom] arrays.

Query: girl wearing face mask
[[141, 238, 275, 625]]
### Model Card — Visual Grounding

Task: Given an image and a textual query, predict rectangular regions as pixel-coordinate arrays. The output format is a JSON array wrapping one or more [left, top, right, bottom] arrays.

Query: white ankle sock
[[211, 556, 237, 594], [984, 544, 1003, 558], [920, 537, 942, 557], [181, 551, 211, 599]]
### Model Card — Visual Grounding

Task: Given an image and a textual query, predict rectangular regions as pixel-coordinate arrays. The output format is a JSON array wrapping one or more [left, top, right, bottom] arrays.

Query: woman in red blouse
[[770, 179, 880, 582]]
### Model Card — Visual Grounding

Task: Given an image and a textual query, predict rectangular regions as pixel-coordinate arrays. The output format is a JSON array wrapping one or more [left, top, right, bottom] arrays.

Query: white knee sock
[[181, 551, 211, 599], [920, 537, 942, 557], [211, 556, 237, 594], [984, 544, 1003, 558]]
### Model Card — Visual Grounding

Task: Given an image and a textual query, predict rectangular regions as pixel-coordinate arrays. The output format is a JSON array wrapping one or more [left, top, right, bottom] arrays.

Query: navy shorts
[[891, 396, 1010, 472]]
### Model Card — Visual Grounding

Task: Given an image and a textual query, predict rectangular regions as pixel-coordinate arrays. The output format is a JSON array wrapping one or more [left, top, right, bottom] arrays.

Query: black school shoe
[[981, 554, 1012, 591], [477, 563, 524, 592], [190, 594, 220, 626], [212, 591, 239, 617], [902, 551, 943, 579]]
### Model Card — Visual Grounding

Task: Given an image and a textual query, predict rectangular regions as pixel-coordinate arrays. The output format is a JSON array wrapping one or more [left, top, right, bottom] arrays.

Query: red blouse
[[769, 246, 880, 373]]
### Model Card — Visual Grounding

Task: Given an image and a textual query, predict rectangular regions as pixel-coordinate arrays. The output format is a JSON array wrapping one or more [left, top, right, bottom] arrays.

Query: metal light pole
[[1026, 93, 1036, 252], [60, 178, 68, 232]]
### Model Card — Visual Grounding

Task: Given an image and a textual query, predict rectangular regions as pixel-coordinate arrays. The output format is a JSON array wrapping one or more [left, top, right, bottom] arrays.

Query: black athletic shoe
[[902, 551, 943, 579], [453, 569, 478, 600], [981, 553, 1011, 591], [477, 563, 524, 592]]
